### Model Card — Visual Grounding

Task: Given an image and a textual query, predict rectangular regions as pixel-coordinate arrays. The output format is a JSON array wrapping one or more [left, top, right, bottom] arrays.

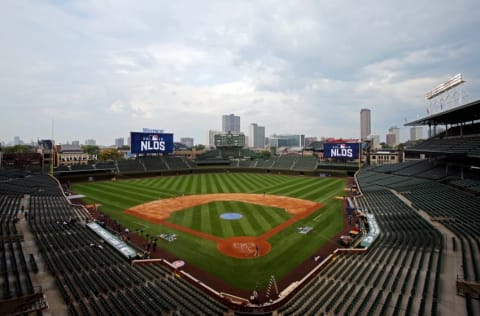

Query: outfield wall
[[55, 166, 351, 182]]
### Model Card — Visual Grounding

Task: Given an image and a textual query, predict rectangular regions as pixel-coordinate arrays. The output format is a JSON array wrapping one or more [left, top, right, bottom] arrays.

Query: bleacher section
[[292, 156, 318, 170], [271, 156, 297, 169], [140, 156, 168, 171], [116, 159, 145, 173], [94, 161, 116, 170], [50, 153, 321, 177], [250, 156, 319, 171], [254, 158, 276, 169], [164, 156, 191, 170], [237, 160, 256, 168]]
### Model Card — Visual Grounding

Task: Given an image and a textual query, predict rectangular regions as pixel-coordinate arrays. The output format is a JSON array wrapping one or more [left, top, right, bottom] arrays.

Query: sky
[[1, 0, 480, 146]]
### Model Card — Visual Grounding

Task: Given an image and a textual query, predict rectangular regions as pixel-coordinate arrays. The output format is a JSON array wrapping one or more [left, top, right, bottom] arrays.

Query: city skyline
[[2, 1, 480, 146]]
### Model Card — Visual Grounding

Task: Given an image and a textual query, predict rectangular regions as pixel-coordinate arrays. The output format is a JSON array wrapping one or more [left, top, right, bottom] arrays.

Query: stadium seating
[[2, 145, 479, 316], [278, 170, 445, 315], [292, 156, 318, 170], [355, 167, 480, 314], [254, 158, 277, 169], [271, 156, 297, 169], [408, 135, 480, 155], [94, 161, 116, 170], [116, 159, 145, 173], [140, 156, 168, 171], [164, 156, 192, 170], [0, 169, 231, 315]]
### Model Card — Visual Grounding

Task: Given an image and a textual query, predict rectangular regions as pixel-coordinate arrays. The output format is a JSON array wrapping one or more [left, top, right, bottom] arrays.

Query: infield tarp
[[87, 222, 137, 259]]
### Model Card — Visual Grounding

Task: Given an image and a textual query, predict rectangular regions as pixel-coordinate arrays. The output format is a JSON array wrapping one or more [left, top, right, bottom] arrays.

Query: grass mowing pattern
[[72, 173, 346, 290], [167, 201, 292, 238]]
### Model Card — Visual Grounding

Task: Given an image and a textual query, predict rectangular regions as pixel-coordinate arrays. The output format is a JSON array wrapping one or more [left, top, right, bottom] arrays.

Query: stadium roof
[[404, 99, 480, 126]]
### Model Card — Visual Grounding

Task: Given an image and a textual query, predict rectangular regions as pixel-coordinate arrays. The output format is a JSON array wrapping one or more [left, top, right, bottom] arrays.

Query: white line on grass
[[133, 222, 148, 228]]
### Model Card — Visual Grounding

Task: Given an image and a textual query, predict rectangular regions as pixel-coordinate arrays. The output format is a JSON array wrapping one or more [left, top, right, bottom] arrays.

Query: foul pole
[[50, 120, 54, 176]]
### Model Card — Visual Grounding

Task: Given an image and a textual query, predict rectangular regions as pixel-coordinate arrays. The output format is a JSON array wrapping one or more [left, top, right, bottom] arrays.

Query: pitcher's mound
[[217, 236, 271, 259]]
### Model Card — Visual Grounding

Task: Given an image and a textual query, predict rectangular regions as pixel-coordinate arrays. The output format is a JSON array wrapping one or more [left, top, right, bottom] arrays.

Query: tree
[[81, 145, 100, 156], [260, 150, 271, 159], [380, 142, 390, 149], [194, 144, 206, 151], [99, 148, 123, 161], [2, 144, 36, 153]]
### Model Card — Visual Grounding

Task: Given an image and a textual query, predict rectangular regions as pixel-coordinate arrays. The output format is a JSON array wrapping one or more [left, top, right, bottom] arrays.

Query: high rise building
[[388, 126, 400, 147], [367, 135, 381, 150], [270, 134, 305, 148], [13, 136, 22, 145], [115, 138, 125, 148], [71, 140, 80, 146], [410, 127, 423, 141], [360, 108, 371, 141], [207, 130, 222, 148], [85, 139, 96, 146], [386, 133, 396, 147], [248, 123, 266, 148], [222, 114, 240, 133], [180, 137, 194, 148], [304, 137, 318, 146]]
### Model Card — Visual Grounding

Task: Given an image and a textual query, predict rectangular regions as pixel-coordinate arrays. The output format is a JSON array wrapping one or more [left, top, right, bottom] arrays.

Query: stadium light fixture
[[425, 73, 465, 100]]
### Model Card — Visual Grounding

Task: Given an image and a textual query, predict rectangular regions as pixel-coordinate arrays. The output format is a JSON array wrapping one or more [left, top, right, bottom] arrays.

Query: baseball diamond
[[72, 173, 347, 291], [124, 193, 322, 258]]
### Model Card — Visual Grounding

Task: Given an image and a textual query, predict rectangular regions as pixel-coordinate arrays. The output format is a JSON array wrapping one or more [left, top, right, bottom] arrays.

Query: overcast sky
[[1, 0, 480, 146]]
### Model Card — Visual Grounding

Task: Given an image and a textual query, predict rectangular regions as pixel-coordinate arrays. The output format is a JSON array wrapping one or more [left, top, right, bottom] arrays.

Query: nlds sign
[[323, 143, 360, 159], [131, 132, 174, 154]]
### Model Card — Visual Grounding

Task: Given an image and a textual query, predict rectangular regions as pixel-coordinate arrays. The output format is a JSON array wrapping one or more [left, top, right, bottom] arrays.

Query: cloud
[[1, 0, 480, 145]]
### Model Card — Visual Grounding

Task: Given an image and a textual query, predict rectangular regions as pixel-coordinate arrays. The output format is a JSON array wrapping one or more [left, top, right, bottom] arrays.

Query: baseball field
[[72, 173, 346, 291]]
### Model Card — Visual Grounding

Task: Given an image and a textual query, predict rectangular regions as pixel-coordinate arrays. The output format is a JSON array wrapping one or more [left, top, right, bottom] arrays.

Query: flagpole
[[358, 139, 361, 170]]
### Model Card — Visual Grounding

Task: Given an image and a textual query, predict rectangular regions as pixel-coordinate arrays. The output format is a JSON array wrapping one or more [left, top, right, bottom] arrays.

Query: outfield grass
[[72, 173, 346, 290]]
